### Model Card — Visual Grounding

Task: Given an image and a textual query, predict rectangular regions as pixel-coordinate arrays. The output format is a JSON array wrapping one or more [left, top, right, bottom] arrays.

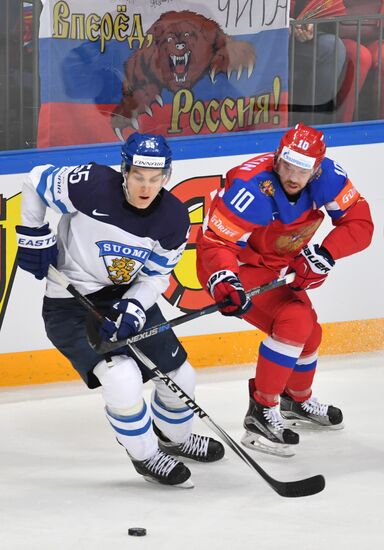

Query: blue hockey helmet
[[121, 132, 172, 174]]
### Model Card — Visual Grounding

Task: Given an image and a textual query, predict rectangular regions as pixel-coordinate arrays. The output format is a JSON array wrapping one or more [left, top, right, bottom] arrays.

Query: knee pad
[[152, 360, 196, 410], [93, 355, 143, 410], [302, 322, 322, 356], [273, 300, 315, 346]]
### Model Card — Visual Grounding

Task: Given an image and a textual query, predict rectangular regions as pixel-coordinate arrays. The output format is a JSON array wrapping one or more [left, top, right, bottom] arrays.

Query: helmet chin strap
[[122, 176, 130, 203]]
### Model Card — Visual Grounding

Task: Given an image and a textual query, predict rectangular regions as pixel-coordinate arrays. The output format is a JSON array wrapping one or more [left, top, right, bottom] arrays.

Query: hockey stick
[[129, 344, 325, 498], [79, 272, 296, 355], [47, 265, 325, 498]]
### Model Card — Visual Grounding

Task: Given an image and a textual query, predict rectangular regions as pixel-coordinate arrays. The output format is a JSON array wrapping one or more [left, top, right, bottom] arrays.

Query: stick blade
[[274, 474, 325, 498]]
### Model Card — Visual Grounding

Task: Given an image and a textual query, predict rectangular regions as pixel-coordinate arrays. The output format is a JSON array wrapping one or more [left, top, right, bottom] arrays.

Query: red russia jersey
[[197, 153, 373, 285]]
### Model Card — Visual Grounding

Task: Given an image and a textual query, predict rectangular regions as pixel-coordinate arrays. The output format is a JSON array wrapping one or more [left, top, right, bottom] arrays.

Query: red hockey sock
[[254, 336, 303, 407], [285, 351, 318, 401]]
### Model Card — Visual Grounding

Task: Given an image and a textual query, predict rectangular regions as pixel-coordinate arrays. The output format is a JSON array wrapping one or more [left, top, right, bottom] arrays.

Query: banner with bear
[[37, 0, 290, 147]]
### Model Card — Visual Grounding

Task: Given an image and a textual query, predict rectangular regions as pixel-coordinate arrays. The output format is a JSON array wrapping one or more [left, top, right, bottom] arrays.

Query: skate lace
[[263, 406, 285, 431], [302, 397, 328, 417], [180, 433, 209, 457], [143, 449, 179, 477]]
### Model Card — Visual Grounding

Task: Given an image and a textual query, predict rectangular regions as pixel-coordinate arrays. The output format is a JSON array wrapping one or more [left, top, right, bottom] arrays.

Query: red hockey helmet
[[275, 123, 326, 172]]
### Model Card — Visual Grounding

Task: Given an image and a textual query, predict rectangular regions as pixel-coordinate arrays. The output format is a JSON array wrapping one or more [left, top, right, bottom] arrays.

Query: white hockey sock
[[151, 391, 194, 444], [106, 401, 158, 462]]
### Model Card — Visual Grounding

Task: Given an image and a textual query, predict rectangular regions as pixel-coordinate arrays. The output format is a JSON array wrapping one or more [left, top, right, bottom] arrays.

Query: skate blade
[[143, 476, 194, 489], [240, 431, 295, 458], [282, 417, 345, 431]]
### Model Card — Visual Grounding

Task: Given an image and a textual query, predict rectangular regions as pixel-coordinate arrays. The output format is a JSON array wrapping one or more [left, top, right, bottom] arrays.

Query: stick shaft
[[48, 266, 324, 498], [92, 272, 296, 354], [48, 266, 105, 322]]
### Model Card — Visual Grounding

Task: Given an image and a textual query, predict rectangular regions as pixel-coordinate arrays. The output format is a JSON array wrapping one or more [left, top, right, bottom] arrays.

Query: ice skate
[[129, 448, 194, 488], [280, 392, 344, 429], [241, 379, 299, 457], [153, 423, 225, 463]]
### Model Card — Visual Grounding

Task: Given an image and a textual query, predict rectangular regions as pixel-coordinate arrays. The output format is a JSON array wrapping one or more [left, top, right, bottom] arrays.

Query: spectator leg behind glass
[[367, 40, 384, 119], [290, 33, 347, 125], [337, 39, 372, 122]]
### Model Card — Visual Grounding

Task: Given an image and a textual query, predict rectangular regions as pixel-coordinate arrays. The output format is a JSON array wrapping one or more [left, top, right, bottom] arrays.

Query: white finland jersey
[[21, 163, 190, 309]]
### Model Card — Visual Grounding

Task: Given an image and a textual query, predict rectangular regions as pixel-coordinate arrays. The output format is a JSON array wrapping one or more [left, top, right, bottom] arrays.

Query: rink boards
[[0, 124, 383, 385]]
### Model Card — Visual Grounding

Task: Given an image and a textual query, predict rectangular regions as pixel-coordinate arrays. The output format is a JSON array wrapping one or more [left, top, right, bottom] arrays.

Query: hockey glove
[[207, 270, 252, 317], [290, 244, 335, 291], [99, 299, 146, 342], [16, 223, 58, 280]]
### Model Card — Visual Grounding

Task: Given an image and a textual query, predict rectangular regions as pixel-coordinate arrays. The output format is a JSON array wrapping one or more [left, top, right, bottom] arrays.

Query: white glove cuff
[[302, 245, 333, 275], [17, 230, 56, 249]]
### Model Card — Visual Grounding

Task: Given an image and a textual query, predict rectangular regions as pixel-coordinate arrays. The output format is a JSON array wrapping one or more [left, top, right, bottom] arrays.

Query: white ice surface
[[1, 351, 384, 550]]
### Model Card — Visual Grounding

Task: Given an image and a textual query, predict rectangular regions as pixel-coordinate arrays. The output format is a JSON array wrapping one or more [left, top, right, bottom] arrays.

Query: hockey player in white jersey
[[16, 132, 224, 488]]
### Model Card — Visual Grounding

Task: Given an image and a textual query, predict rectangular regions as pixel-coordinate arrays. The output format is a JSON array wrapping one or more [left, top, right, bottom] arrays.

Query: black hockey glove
[[16, 223, 58, 280], [99, 299, 146, 342]]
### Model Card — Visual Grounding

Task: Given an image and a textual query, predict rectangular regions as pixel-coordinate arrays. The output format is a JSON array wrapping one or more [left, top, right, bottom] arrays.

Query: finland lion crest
[[96, 240, 151, 284]]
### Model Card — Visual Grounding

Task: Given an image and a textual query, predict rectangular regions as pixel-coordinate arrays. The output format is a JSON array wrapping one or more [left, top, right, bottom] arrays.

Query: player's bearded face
[[277, 160, 313, 196], [123, 166, 165, 209]]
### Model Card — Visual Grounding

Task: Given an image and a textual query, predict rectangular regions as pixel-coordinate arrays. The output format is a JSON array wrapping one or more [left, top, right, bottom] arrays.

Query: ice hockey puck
[[128, 527, 147, 537]]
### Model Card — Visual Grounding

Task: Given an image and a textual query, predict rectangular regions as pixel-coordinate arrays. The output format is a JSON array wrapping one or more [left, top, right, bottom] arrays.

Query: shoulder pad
[[311, 157, 348, 206], [226, 153, 274, 185], [222, 176, 274, 226]]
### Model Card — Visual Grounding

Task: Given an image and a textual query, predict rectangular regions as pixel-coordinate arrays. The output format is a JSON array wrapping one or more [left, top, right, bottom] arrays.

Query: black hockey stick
[[48, 265, 325, 497], [128, 343, 325, 498], [79, 272, 296, 355]]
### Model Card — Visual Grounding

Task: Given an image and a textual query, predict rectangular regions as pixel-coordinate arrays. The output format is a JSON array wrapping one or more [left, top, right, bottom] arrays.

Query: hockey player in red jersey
[[197, 123, 374, 456]]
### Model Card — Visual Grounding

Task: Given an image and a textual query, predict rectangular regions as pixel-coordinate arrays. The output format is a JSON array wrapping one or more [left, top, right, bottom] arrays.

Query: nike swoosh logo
[[92, 209, 109, 217], [171, 346, 179, 357]]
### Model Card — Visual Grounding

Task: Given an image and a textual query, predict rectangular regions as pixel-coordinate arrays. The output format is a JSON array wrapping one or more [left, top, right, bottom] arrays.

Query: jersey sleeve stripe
[[41, 167, 62, 208], [148, 249, 179, 268], [36, 166, 54, 207], [332, 179, 360, 211], [141, 266, 165, 276], [33, 165, 74, 214], [207, 202, 255, 245], [50, 169, 71, 214], [324, 200, 339, 211]]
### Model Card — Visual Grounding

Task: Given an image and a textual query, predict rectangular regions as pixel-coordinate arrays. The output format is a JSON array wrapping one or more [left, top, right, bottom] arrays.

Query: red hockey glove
[[290, 244, 335, 291], [207, 270, 252, 316]]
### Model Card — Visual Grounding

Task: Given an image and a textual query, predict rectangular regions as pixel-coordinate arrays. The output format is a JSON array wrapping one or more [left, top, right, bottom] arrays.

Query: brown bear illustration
[[111, 10, 256, 138]]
